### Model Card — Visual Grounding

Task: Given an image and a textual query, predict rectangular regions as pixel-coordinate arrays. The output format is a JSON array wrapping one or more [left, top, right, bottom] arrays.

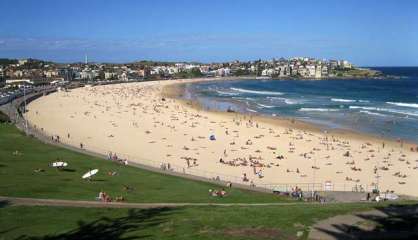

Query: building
[[199, 66, 210, 74], [57, 68, 74, 81], [138, 69, 150, 78], [104, 72, 116, 80], [329, 60, 338, 69], [44, 70, 58, 78], [306, 65, 316, 78], [216, 67, 231, 77], [261, 68, 276, 77], [315, 66, 322, 78], [278, 66, 290, 76], [0, 68, 5, 87], [80, 69, 97, 80], [321, 66, 329, 76], [119, 72, 128, 81], [18, 59, 28, 66], [341, 60, 352, 69], [297, 66, 307, 77]]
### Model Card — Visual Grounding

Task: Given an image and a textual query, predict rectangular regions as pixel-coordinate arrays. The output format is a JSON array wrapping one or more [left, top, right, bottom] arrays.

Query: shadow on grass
[[15, 207, 177, 240], [315, 204, 418, 240], [0, 200, 10, 208]]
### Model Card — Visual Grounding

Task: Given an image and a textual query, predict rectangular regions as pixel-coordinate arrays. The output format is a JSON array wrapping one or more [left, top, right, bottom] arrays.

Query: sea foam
[[386, 102, 418, 109], [299, 108, 339, 112], [267, 96, 299, 104], [230, 87, 283, 95], [256, 103, 276, 109], [331, 98, 356, 103], [350, 106, 418, 117], [216, 90, 239, 96], [359, 110, 388, 117]]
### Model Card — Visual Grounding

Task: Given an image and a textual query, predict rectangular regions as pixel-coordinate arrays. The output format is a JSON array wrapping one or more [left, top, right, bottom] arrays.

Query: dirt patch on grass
[[224, 227, 290, 239]]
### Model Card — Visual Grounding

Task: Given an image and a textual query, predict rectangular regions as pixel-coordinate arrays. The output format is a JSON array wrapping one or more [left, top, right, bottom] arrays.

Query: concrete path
[[0, 196, 327, 209], [308, 204, 418, 240], [309, 210, 387, 240]]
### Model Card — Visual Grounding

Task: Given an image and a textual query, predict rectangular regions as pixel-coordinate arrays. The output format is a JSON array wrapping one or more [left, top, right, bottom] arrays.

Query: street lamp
[[312, 158, 317, 197], [23, 85, 28, 134]]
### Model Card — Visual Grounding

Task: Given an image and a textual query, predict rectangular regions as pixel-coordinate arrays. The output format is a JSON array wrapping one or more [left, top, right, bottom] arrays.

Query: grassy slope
[[0, 124, 285, 203], [0, 203, 378, 240]]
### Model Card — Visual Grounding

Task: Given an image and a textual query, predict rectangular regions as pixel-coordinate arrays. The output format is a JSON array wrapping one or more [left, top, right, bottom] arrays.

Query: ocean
[[183, 67, 418, 143]]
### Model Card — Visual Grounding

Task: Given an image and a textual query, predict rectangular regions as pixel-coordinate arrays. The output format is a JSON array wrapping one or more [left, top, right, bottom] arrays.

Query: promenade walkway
[[1, 196, 319, 209]]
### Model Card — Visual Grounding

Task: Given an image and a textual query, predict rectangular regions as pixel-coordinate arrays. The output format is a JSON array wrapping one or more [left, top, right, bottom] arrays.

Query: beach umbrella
[[209, 135, 216, 141], [51, 162, 68, 168], [82, 169, 99, 179]]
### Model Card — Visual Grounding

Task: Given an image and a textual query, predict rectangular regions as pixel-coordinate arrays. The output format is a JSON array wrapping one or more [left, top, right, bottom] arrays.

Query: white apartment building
[[306, 65, 316, 77], [104, 72, 116, 80]]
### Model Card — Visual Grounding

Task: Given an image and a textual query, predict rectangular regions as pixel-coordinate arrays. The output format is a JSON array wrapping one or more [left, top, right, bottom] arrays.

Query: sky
[[0, 0, 417, 66]]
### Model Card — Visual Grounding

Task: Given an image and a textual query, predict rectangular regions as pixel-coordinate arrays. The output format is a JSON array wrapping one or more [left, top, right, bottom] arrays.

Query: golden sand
[[25, 79, 418, 196]]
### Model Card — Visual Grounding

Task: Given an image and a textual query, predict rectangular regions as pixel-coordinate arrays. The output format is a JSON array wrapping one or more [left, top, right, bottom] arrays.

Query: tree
[[174, 68, 203, 79], [233, 68, 250, 76]]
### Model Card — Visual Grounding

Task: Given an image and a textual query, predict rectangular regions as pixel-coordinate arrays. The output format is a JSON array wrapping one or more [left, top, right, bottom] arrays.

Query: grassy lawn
[[0, 123, 286, 203], [0, 203, 381, 240]]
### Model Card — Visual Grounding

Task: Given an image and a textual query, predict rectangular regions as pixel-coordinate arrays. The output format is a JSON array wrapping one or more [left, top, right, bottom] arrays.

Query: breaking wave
[[230, 87, 283, 95], [267, 96, 300, 104], [216, 90, 239, 96], [359, 110, 388, 117], [256, 103, 276, 109], [331, 98, 356, 103], [350, 106, 418, 117], [299, 108, 339, 112], [386, 102, 418, 109]]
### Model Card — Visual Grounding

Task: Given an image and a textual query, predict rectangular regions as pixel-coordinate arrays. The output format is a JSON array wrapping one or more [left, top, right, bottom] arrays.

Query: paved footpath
[[4, 196, 416, 239], [308, 210, 387, 240], [0, 196, 330, 209], [309, 204, 418, 240]]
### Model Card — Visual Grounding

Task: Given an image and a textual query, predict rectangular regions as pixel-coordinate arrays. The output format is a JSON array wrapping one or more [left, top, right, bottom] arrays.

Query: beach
[[25, 78, 418, 196]]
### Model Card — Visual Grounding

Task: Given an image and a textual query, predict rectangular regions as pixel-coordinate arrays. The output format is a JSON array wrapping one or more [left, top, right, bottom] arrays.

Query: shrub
[[0, 110, 11, 123]]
